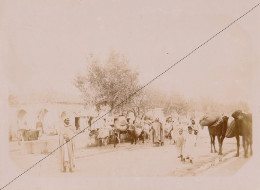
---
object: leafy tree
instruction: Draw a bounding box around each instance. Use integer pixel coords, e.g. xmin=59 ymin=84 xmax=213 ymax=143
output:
xmin=74 ymin=51 xmax=141 ymax=115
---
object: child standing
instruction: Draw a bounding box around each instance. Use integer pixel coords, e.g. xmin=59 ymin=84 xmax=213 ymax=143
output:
xmin=185 ymin=126 xmax=197 ymax=163
xmin=176 ymin=127 xmax=185 ymax=162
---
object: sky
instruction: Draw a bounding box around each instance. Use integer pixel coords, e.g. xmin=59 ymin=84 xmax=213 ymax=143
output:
xmin=1 ymin=0 xmax=259 ymax=105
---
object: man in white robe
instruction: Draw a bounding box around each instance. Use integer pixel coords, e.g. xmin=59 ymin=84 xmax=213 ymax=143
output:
xmin=59 ymin=118 xmax=76 ymax=172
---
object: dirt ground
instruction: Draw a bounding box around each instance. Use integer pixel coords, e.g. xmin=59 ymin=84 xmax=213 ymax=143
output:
xmin=3 ymin=135 xmax=251 ymax=190
xmin=8 ymin=136 xmax=240 ymax=176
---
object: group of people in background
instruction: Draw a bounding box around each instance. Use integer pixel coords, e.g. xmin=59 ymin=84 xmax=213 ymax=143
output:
xmin=58 ymin=114 xmax=201 ymax=172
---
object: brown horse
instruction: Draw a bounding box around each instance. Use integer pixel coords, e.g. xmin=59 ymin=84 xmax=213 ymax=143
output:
xmin=199 ymin=115 xmax=229 ymax=155
xmin=231 ymin=110 xmax=252 ymax=158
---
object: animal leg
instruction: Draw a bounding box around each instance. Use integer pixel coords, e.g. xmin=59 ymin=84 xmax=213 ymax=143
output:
xmin=213 ymin=136 xmax=218 ymax=153
xmin=242 ymin=136 xmax=245 ymax=157
xmin=249 ymin=136 xmax=253 ymax=156
xmin=114 ymin=133 xmax=118 ymax=148
xmin=250 ymin=142 xmax=253 ymax=156
xmin=245 ymin=140 xmax=249 ymax=158
xmin=246 ymin=140 xmax=249 ymax=158
xmin=243 ymin=136 xmax=249 ymax=158
xmin=213 ymin=135 xmax=217 ymax=153
xmin=220 ymin=136 xmax=225 ymax=155
xmin=130 ymin=132 xmax=134 ymax=144
xmin=210 ymin=135 xmax=213 ymax=153
xmin=152 ymin=130 xmax=154 ymax=144
xmin=114 ymin=136 xmax=116 ymax=148
xmin=100 ymin=139 xmax=102 ymax=147
xmin=235 ymin=135 xmax=240 ymax=157
xmin=250 ymin=131 xmax=253 ymax=156
xmin=117 ymin=133 xmax=121 ymax=144
xmin=217 ymin=136 xmax=222 ymax=155
xmin=105 ymin=137 xmax=108 ymax=146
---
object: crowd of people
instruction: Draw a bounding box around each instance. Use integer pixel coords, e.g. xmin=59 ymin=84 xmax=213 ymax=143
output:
xmin=59 ymin=114 xmax=201 ymax=172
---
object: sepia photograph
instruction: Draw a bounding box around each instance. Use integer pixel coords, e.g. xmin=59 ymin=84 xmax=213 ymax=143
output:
xmin=0 ymin=0 xmax=260 ymax=190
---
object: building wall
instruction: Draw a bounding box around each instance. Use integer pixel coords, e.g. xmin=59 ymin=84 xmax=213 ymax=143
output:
xmin=9 ymin=102 xmax=86 ymax=140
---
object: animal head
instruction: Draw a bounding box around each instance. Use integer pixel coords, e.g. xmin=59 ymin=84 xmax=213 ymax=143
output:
xmin=222 ymin=116 xmax=229 ymax=122
xmin=232 ymin=110 xmax=243 ymax=120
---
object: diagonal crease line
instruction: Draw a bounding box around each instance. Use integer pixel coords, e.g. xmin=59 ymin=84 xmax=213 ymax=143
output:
xmin=1 ymin=2 xmax=259 ymax=189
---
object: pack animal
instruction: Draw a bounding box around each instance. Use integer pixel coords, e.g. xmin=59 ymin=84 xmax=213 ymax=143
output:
xmin=231 ymin=110 xmax=252 ymax=158
xmin=199 ymin=115 xmax=229 ymax=155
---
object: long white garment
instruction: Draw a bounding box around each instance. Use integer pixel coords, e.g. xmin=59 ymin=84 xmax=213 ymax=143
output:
xmin=59 ymin=124 xmax=75 ymax=171
xmin=176 ymin=134 xmax=185 ymax=156
xmin=64 ymin=142 xmax=69 ymax=162
xmin=185 ymin=133 xmax=196 ymax=159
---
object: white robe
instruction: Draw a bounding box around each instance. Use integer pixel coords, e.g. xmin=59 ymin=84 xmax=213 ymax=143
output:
xmin=185 ymin=133 xmax=197 ymax=159
xmin=176 ymin=134 xmax=185 ymax=156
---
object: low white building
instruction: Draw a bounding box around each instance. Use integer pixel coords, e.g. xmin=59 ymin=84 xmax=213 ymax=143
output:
xmin=8 ymin=92 xmax=95 ymax=141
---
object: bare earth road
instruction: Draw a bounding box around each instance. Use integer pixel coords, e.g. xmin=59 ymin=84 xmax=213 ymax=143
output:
xmin=200 ymin=154 xmax=249 ymax=176
xmin=3 ymin=137 xmax=252 ymax=190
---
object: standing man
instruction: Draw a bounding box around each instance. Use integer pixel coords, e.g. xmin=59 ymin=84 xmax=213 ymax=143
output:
xmin=151 ymin=118 xmax=164 ymax=146
xmin=59 ymin=117 xmax=76 ymax=172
